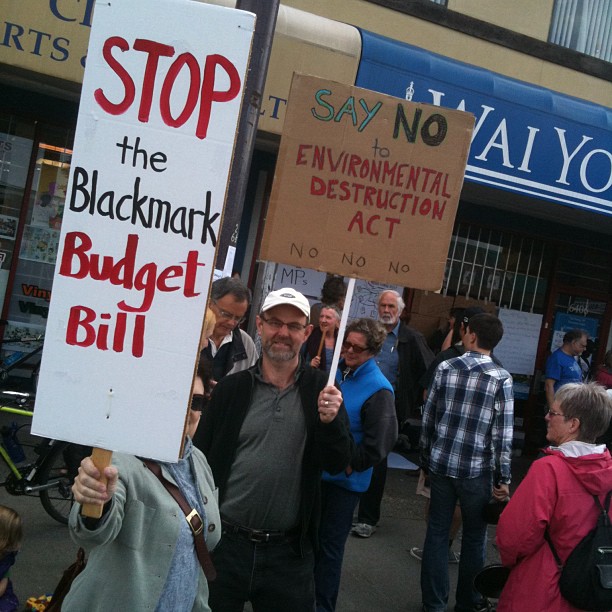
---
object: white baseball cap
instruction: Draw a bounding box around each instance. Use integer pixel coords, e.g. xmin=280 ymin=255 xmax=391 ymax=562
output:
xmin=261 ymin=288 xmax=310 ymax=318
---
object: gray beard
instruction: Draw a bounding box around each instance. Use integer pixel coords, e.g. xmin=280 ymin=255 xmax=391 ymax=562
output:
xmin=263 ymin=344 xmax=296 ymax=362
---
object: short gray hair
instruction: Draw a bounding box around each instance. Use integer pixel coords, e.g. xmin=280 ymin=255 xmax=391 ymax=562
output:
xmin=555 ymin=382 xmax=612 ymax=442
xmin=320 ymin=304 xmax=341 ymax=321
xmin=377 ymin=290 xmax=405 ymax=312
xmin=210 ymin=277 xmax=251 ymax=304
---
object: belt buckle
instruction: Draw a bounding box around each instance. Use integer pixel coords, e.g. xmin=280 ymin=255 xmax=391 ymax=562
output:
xmin=186 ymin=509 xmax=204 ymax=536
xmin=249 ymin=530 xmax=271 ymax=543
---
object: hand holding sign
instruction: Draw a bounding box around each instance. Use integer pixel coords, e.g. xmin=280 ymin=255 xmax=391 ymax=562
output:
xmin=75 ymin=450 xmax=117 ymax=512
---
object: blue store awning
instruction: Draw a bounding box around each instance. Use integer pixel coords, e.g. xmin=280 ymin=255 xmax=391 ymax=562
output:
xmin=356 ymin=29 xmax=612 ymax=217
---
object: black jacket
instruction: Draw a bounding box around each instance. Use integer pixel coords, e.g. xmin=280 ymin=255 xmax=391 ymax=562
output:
xmin=394 ymin=323 xmax=434 ymax=423
xmin=194 ymin=362 xmax=353 ymax=554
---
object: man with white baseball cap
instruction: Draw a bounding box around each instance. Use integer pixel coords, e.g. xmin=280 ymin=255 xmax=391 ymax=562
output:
xmin=196 ymin=288 xmax=352 ymax=612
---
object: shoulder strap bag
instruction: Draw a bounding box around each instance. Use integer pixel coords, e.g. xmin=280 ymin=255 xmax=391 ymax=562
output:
xmin=142 ymin=459 xmax=217 ymax=581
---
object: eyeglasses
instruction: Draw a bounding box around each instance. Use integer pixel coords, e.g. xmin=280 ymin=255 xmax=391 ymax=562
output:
xmin=212 ymin=300 xmax=245 ymax=324
xmin=190 ymin=394 xmax=206 ymax=412
xmin=342 ymin=340 xmax=369 ymax=354
xmin=546 ymin=409 xmax=567 ymax=418
xmin=260 ymin=317 xmax=307 ymax=333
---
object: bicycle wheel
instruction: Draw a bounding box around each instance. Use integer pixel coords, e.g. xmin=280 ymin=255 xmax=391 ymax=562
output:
xmin=38 ymin=442 xmax=76 ymax=524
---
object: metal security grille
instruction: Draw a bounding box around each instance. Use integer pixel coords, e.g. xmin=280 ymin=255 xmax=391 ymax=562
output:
xmin=442 ymin=223 xmax=553 ymax=313
xmin=549 ymin=0 xmax=612 ymax=62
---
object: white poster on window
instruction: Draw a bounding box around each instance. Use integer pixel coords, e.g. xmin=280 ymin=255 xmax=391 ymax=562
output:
xmin=495 ymin=309 xmax=543 ymax=376
xmin=273 ymin=265 xmax=327 ymax=302
xmin=32 ymin=0 xmax=254 ymax=461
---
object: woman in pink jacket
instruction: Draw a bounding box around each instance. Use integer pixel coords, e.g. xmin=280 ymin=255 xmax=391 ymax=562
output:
xmin=497 ymin=382 xmax=612 ymax=611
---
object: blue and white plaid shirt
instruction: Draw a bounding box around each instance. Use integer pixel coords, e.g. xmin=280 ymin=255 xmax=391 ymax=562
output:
xmin=419 ymin=351 xmax=514 ymax=483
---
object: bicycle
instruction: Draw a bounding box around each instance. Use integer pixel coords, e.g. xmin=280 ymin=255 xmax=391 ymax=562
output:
xmin=0 ymin=391 xmax=88 ymax=524
xmin=0 ymin=319 xmax=44 ymax=389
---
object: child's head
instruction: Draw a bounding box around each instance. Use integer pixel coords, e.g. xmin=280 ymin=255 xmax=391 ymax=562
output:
xmin=0 ymin=506 xmax=22 ymax=553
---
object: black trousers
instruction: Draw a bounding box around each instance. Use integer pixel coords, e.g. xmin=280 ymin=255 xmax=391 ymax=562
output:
xmin=356 ymin=457 xmax=387 ymax=525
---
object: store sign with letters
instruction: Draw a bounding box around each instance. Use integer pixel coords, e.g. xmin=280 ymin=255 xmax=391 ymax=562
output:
xmin=32 ymin=0 xmax=254 ymax=461
xmin=357 ymin=31 xmax=612 ymax=217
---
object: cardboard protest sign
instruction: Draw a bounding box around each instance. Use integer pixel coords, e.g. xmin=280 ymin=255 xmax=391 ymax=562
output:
xmin=260 ymin=74 xmax=475 ymax=289
xmin=32 ymin=0 xmax=254 ymax=461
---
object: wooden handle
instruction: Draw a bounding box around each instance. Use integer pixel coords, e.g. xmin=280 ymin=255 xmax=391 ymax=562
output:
xmin=316 ymin=331 xmax=326 ymax=358
xmin=81 ymin=447 xmax=113 ymax=519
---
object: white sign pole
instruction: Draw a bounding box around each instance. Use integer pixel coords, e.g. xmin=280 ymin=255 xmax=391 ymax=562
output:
xmin=326 ymin=277 xmax=356 ymax=387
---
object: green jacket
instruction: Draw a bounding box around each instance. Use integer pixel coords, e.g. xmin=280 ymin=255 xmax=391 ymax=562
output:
xmin=64 ymin=449 xmax=220 ymax=611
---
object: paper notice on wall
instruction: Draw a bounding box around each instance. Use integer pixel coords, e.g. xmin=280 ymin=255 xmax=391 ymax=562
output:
xmin=495 ymin=309 xmax=543 ymax=375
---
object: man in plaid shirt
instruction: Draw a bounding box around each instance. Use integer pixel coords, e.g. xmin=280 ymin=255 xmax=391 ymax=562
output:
xmin=419 ymin=313 xmax=514 ymax=612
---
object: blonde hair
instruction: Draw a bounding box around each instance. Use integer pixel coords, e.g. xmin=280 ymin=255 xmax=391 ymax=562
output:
xmin=199 ymin=307 xmax=217 ymax=351
xmin=0 ymin=505 xmax=22 ymax=552
xmin=203 ymin=307 xmax=216 ymax=339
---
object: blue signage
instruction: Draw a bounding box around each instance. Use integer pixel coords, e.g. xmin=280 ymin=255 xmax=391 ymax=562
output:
xmin=356 ymin=29 xmax=612 ymax=217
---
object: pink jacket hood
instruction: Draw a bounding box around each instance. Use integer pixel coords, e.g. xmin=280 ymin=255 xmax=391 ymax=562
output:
xmin=543 ymin=446 xmax=612 ymax=496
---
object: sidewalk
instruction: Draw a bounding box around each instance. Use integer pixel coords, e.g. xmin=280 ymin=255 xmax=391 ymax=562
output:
xmin=337 ymin=451 xmax=534 ymax=611
xmin=3 ymin=426 xmax=534 ymax=611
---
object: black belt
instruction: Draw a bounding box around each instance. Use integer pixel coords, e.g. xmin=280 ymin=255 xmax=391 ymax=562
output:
xmin=221 ymin=519 xmax=299 ymax=543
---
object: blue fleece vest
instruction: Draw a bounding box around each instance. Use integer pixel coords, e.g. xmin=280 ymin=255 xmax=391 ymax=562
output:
xmin=322 ymin=358 xmax=393 ymax=492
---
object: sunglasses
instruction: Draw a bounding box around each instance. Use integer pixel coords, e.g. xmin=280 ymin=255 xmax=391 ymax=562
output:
xmin=342 ymin=340 xmax=368 ymax=354
xmin=190 ymin=394 xmax=207 ymax=412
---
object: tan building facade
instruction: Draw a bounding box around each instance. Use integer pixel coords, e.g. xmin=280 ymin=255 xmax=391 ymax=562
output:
xmin=1 ymin=0 xmax=610 ymax=449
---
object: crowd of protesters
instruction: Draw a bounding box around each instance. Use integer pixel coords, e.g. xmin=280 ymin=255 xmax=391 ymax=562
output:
xmin=3 ymin=276 xmax=611 ymax=612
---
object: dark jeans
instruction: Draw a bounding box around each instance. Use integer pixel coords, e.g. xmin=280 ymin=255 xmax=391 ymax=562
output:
xmin=356 ymin=457 xmax=387 ymax=525
xmin=421 ymin=471 xmax=492 ymax=612
xmin=209 ymin=530 xmax=315 ymax=612
xmin=315 ymin=482 xmax=361 ymax=612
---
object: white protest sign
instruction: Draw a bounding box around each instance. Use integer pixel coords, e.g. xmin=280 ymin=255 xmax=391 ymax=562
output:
xmin=32 ymin=0 xmax=255 ymax=462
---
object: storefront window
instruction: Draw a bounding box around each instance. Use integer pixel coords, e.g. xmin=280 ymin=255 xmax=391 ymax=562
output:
xmin=555 ymin=243 xmax=610 ymax=294
xmin=443 ymin=222 xmax=553 ymax=313
xmin=0 ymin=123 xmax=73 ymax=380
xmin=0 ymin=115 xmax=35 ymax=310
xmin=549 ymin=0 xmax=611 ymax=62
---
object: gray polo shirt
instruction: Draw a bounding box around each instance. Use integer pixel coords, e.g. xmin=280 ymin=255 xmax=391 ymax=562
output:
xmin=220 ymin=366 xmax=306 ymax=531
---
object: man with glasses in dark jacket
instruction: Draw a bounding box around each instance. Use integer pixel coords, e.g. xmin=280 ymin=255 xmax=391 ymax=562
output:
xmin=203 ymin=276 xmax=258 ymax=382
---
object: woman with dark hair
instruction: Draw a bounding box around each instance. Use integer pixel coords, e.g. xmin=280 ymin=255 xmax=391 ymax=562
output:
xmin=314 ymin=318 xmax=397 ymax=611
xmin=496 ymin=382 xmax=612 ymax=611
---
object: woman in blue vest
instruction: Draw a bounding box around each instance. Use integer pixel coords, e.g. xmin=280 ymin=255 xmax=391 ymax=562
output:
xmin=314 ymin=318 xmax=398 ymax=612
